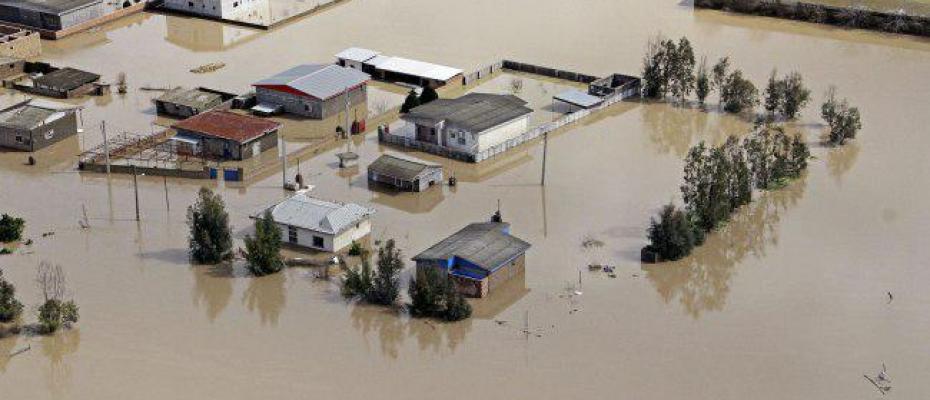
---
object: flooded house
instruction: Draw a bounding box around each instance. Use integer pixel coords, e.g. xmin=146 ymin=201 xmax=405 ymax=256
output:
xmin=170 ymin=109 xmax=280 ymax=160
xmin=161 ymin=0 xmax=256 ymax=23
xmin=335 ymin=47 xmax=462 ymax=88
xmin=25 ymin=66 xmax=100 ymax=98
xmin=391 ymin=93 xmax=532 ymax=162
xmin=0 ymin=56 xmax=24 ymax=80
xmin=154 ymin=87 xmax=236 ymax=118
xmin=0 ymin=98 xmax=78 ymax=151
xmin=367 ymin=153 xmax=443 ymax=192
xmin=255 ymin=191 xmax=374 ymax=253
xmin=0 ymin=0 xmax=145 ymax=39
xmin=413 ymin=219 xmax=531 ymax=298
xmin=252 ymin=64 xmax=369 ymax=119
xmin=0 ymin=24 xmax=40 ymax=59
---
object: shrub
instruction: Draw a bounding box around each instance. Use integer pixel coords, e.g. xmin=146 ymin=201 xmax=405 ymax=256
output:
xmin=342 ymin=258 xmax=373 ymax=298
xmin=244 ymin=211 xmax=283 ymax=276
xmin=721 ymin=69 xmax=758 ymax=113
xmin=646 ymin=204 xmax=697 ymax=261
xmin=400 ymin=90 xmax=420 ymax=113
xmin=407 ymin=266 xmax=472 ymax=321
xmin=347 ymin=241 xmax=364 ymax=257
xmin=186 ymin=187 xmax=233 ymax=264
xmin=441 ymin=280 xmax=472 ymax=322
xmin=419 ymin=86 xmax=439 ymax=104
xmin=369 ymin=239 xmax=402 ymax=306
xmin=822 ymin=88 xmax=862 ymax=145
xmin=0 ymin=213 xmax=25 ymax=242
xmin=0 ymin=269 xmax=23 ymax=323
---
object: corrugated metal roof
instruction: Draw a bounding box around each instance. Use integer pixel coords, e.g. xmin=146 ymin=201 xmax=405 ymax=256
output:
xmin=554 ymin=90 xmax=603 ymax=109
xmin=33 ymin=67 xmax=99 ymax=91
xmin=0 ymin=0 xmax=101 ymax=15
xmin=370 ymin=56 xmax=462 ymax=82
xmin=403 ymin=93 xmax=532 ymax=134
xmin=254 ymin=64 xmax=370 ymax=100
xmin=259 ymin=192 xmax=374 ymax=235
xmin=335 ymin=47 xmax=380 ymax=63
xmin=172 ymin=110 xmax=280 ymax=144
xmin=413 ymin=222 xmax=531 ymax=272
xmin=368 ymin=153 xmax=441 ymax=181
xmin=0 ymin=99 xmax=74 ymax=129
xmin=156 ymin=87 xmax=224 ymax=110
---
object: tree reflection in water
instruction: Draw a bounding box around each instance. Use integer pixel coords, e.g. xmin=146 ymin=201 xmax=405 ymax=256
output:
xmin=41 ymin=328 xmax=81 ymax=399
xmin=642 ymin=102 xmax=745 ymax=158
xmin=242 ymin=272 xmax=286 ymax=327
xmin=0 ymin=335 xmax=18 ymax=372
xmin=826 ymin=140 xmax=860 ymax=185
xmin=349 ymin=303 xmax=472 ymax=359
xmin=645 ymin=174 xmax=807 ymax=318
xmin=191 ymin=265 xmax=233 ymax=322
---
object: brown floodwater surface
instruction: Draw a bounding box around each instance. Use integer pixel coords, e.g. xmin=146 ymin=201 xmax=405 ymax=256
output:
xmin=2 ymin=1 xmax=930 ymax=399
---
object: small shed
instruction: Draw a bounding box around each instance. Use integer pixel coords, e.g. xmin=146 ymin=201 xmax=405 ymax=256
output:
xmin=154 ymin=87 xmax=236 ymax=118
xmin=171 ymin=110 xmax=281 ymax=161
xmin=367 ymin=153 xmax=443 ymax=192
xmin=30 ymin=67 xmax=99 ymax=98
xmin=553 ymin=90 xmax=603 ymax=111
xmin=0 ymin=98 xmax=78 ymax=151
xmin=335 ymin=47 xmax=380 ymax=71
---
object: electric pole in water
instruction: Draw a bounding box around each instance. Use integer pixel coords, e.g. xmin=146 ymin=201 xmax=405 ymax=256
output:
xmin=540 ymin=131 xmax=548 ymax=186
xmin=163 ymin=175 xmax=169 ymax=211
xmin=131 ymin=165 xmax=140 ymax=221
xmin=102 ymin=120 xmax=111 ymax=174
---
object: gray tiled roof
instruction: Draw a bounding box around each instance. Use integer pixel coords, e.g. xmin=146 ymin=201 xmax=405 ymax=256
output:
xmin=259 ymin=193 xmax=374 ymax=235
xmin=413 ymin=222 xmax=531 ymax=272
xmin=0 ymin=99 xmax=74 ymax=130
xmin=33 ymin=67 xmax=100 ymax=91
xmin=404 ymin=93 xmax=532 ymax=134
xmin=254 ymin=64 xmax=370 ymax=100
xmin=156 ymin=87 xmax=223 ymax=110
xmin=0 ymin=0 xmax=101 ymax=15
xmin=368 ymin=153 xmax=441 ymax=181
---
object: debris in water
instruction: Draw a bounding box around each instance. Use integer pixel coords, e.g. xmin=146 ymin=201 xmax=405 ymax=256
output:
xmin=41 ymin=232 xmax=55 ymax=237
xmin=887 ymin=292 xmax=893 ymax=304
xmin=494 ymin=320 xmax=508 ymax=326
xmin=8 ymin=344 xmax=30 ymax=357
xmin=190 ymin=62 xmax=226 ymax=74
xmin=581 ymin=236 xmax=605 ymax=249
xmin=607 ymin=273 xmax=617 ymax=279
xmin=864 ymin=363 xmax=892 ymax=395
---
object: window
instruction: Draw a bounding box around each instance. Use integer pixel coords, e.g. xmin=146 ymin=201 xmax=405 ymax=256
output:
xmin=233 ymin=1 xmax=238 ymax=6
xmin=312 ymin=236 xmax=324 ymax=248
xmin=458 ymin=137 xmax=466 ymax=145
xmin=430 ymin=128 xmax=435 ymax=136
xmin=288 ymin=226 xmax=297 ymax=243
xmin=450 ymin=132 xmax=456 ymax=138
xmin=14 ymin=135 xmax=23 ymax=143
xmin=188 ymin=1 xmax=193 ymax=6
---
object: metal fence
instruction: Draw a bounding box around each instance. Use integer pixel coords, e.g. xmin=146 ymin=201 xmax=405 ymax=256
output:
xmin=462 ymin=61 xmax=504 ymax=86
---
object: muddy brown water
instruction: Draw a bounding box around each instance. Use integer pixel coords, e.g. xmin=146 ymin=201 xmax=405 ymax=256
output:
xmin=2 ymin=1 xmax=930 ymax=398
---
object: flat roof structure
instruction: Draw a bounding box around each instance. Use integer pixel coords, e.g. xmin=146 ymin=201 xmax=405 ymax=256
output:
xmin=371 ymin=56 xmax=462 ymax=82
xmin=33 ymin=67 xmax=99 ymax=91
xmin=405 ymin=93 xmax=532 ymax=133
xmin=172 ymin=110 xmax=281 ymax=144
xmin=413 ymin=222 xmax=531 ymax=272
xmin=368 ymin=153 xmax=441 ymax=181
xmin=0 ymin=99 xmax=73 ymax=129
xmin=254 ymin=64 xmax=370 ymax=101
xmin=0 ymin=0 xmax=101 ymax=15
xmin=335 ymin=47 xmax=380 ymax=63
xmin=554 ymin=90 xmax=604 ymax=109
xmin=156 ymin=87 xmax=225 ymax=110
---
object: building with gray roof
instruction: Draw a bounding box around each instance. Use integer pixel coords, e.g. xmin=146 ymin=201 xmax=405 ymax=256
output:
xmin=0 ymin=98 xmax=78 ymax=151
xmin=413 ymin=220 xmax=531 ymax=298
xmin=252 ymin=64 xmax=370 ymax=119
xmin=154 ymin=87 xmax=236 ymax=118
xmin=395 ymin=93 xmax=533 ymax=161
xmin=0 ymin=0 xmax=145 ymax=39
xmin=255 ymin=191 xmax=375 ymax=253
xmin=367 ymin=153 xmax=443 ymax=192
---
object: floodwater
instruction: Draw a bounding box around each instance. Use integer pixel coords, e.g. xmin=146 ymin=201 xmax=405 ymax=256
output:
xmin=1 ymin=0 xmax=930 ymax=399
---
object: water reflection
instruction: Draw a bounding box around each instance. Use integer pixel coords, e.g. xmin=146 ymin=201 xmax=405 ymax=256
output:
xmin=0 ymin=335 xmax=18 ymax=372
xmin=368 ymin=183 xmax=445 ymax=214
xmin=191 ymin=265 xmax=233 ymax=322
xmin=164 ymin=15 xmax=261 ymax=52
xmin=826 ymin=141 xmax=860 ymax=185
xmin=349 ymin=304 xmax=472 ymax=359
xmin=242 ymin=272 xmax=286 ymax=326
xmin=642 ymin=102 xmax=744 ymax=158
xmin=645 ymin=175 xmax=807 ymax=318
xmin=40 ymin=329 xmax=81 ymax=399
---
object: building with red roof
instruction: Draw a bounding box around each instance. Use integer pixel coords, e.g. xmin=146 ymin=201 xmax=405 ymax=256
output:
xmin=171 ymin=109 xmax=281 ymax=161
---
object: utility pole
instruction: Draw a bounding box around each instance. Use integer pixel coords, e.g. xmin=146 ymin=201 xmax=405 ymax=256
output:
xmin=131 ymin=164 xmax=140 ymax=221
xmin=163 ymin=175 xmax=170 ymax=211
xmin=540 ymin=131 xmax=548 ymax=186
xmin=102 ymin=120 xmax=111 ymax=174
xmin=280 ymin=138 xmax=288 ymax=188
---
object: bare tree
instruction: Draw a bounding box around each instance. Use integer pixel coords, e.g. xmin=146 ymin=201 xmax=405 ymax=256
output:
xmin=509 ymin=77 xmax=524 ymax=95
xmin=36 ymin=261 xmax=67 ymax=302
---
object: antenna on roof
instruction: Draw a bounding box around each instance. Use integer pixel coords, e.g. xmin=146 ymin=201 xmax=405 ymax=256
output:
xmin=492 ymin=199 xmax=503 ymax=223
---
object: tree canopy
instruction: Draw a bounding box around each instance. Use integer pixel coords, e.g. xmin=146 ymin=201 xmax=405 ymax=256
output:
xmin=244 ymin=211 xmax=284 ymax=276
xmin=186 ymin=187 xmax=233 ymax=264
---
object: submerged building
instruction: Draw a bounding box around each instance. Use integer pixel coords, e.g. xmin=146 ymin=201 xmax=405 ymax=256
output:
xmin=387 ymin=93 xmax=532 ymax=162
xmin=413 ymin=219 xmax=530 ymax=298
xmin=252 ymin=64 xmax=369 ymax=119
xmin=255 ymin=191 xmax=375 ymax=253
xmin=335 ymin=47 xmax=463 ymax=88
xmin=154 ymin=87 xmax=236 ymax=118
xmin=0 ymin=98 xmax=78 ymax=151
xmin=0 ymin=24 xmax=40 ymax=58
xmin=367 ymin=153 xmax=443 ymax=192
xmin=171 ymin=109 xmax=280 ymax=161
xmin=0 ymin=0 xmax=146 ymax=39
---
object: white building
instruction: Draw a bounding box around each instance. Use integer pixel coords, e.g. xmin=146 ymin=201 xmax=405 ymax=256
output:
xmin=397 ymin=93 xmax=532 ymax=160
xmin=162 ymin=0 xmax=261 ymax=21
xmin=256 ymin=192 xmax=374 ymax=253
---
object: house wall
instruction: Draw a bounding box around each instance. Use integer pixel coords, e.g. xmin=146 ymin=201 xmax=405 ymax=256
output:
xmin=0 ymin=110 xmax=77 ymax=151
xmin=59 ymin=3 xmax=105 ymax=29
xmin=338 ymin=59 xmax=365 ymax=71
xmin=332 ymin=219 xmax=371 ymax=252
xmin=0 ymin=58 xmax=24 ymax=79
xmin=486 ymin=253 xmax=525 ymax=295
xmin=176 ymin=128 xmax=276 ymax=160
xmin=256 ymin=85 xmax=365 ymax=119
xmin=0 ymin=29 xmax=41 ymax=59
xmin=164 ymin=0 xmax=225 ymax=18
xmin=239 ymin=130 xmax=277 ymax=160
xmin=475 ymin=115 xmax=529 ymax=153
xmin=368 ymin=166 xmax=441 ymax=192
xmin=278 ymin=219 xmax=370 ymax=253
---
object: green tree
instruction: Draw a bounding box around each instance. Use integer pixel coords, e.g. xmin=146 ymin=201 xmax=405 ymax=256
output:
xmin=721 ymin=69 xmax=758 ymax=113
xmin=641 ymin=35 xmax=668 ymax=99
xmin=368 ymin=239 xmax=403 ymax=305
xmin=763 ymin=69 xmax=783 ymax=116
xmin=821 ymin=86 xmax=839 ymax=126
xmin=646 ymin=203 xmax=697 ymax=261
xmin=400 ymin=90 xmax=420 ymax=113
xmin=822 ymin=89 xmax=862 ymax=145
xmin=419 ymin=86 xmax=439 ymax=104
xmin=0 ymin=213 xmax=25 ymax=242
xmin=34 ymin=262 xmax=78 ymax=334
xmin=711 ymin=57 xmax=730 ymax=102
xmin=441 ymin=279 xmax=471 ymax=321
xmin=407 ymin=266 xmax=445 ymax=317
xmin=668 ymin=37 xmax=696 ymax=102
xmin=0 ymin=269 xmax=23 ymax=323
xmin=788 ymin=134 xmax=810 ymax=178
xmin=781 ymin=71 xmax=810 ymax=119
xmin=186 ymin=187 xmax=233 ymax=264
xmin=695 ymin=57 xmax=711 ymax=106
xmin=342 ymin=258 xmax=373 ymax=298
xmin=244 ymin=211 xmax=283 ymax=276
